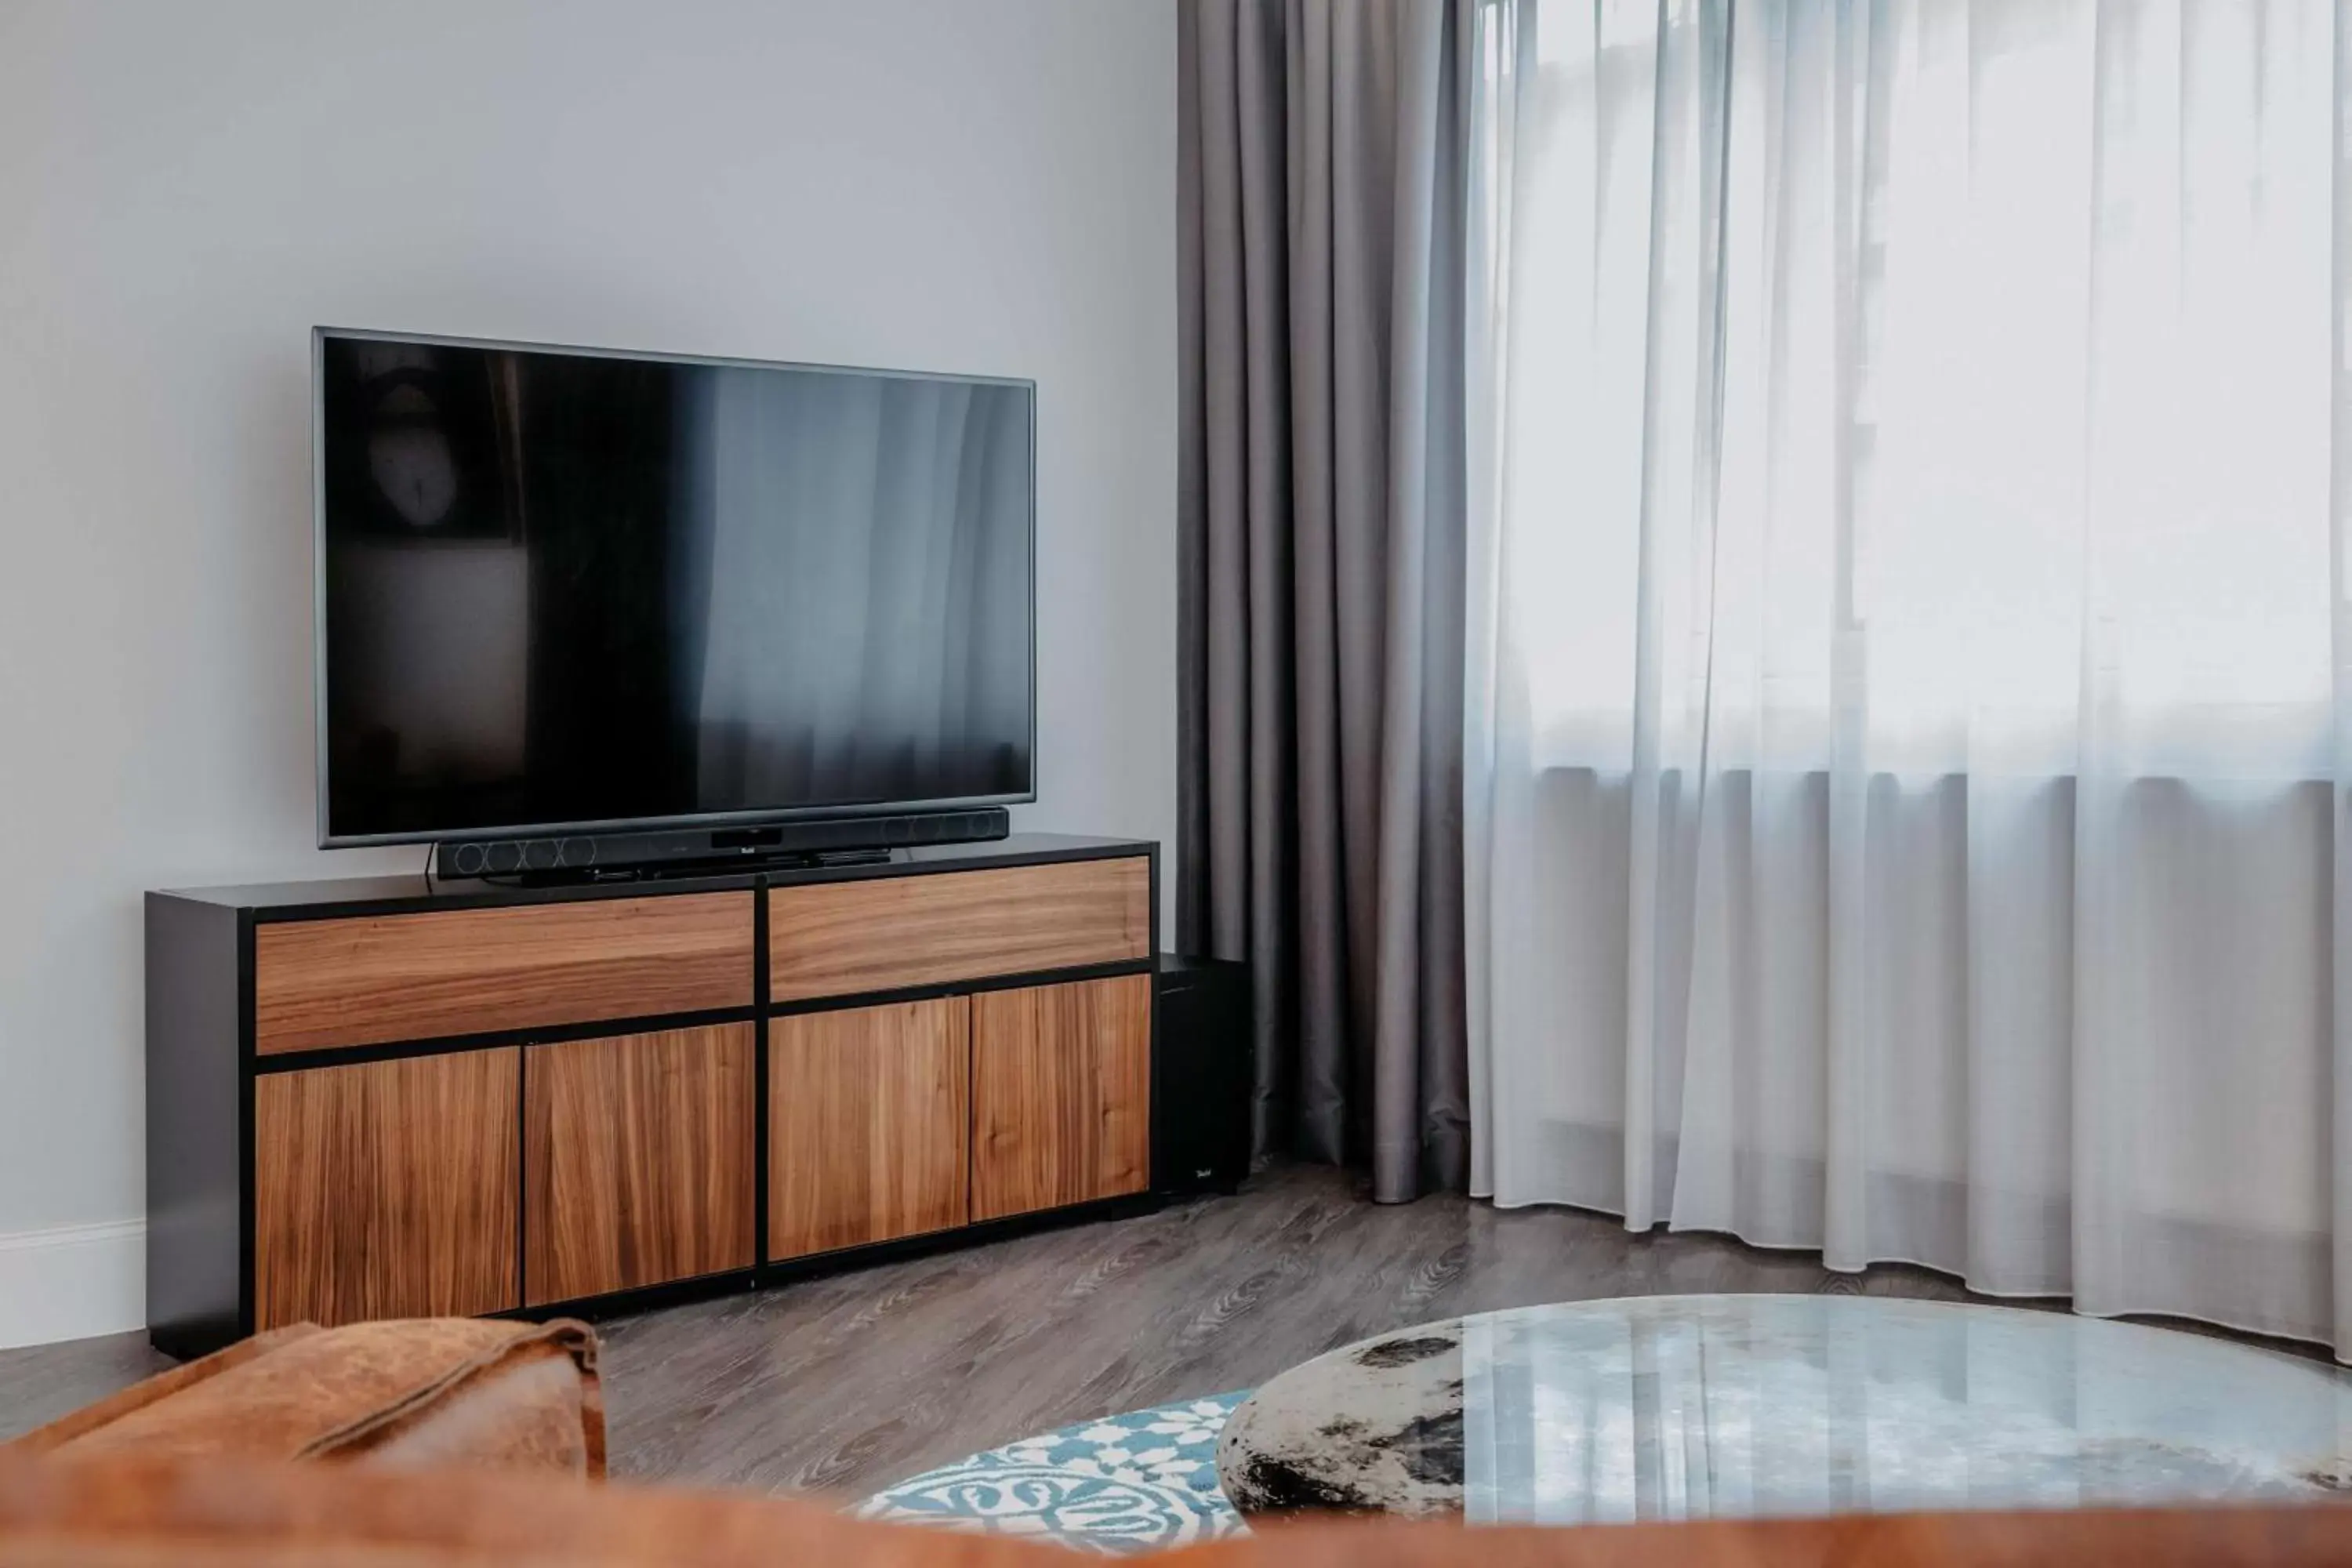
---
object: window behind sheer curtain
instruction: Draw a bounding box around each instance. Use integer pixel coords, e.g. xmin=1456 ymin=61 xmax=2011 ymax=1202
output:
xmin=1466 ymin=0 xmax=2352 ymax=1350
xmin=1494 ymin=0 xmax=2336 ymax=782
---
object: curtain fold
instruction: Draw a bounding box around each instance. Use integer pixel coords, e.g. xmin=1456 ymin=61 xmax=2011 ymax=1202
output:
xmin=1179 ymin=0 xmax=1472 ymax=1200
xmin=1469 ymin=0 xmax=2352 ymax=1352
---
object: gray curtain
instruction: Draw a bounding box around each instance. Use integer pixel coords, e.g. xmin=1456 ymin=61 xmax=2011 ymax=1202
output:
xmin=1177 ymin=0 xmax=1470 ymax=1203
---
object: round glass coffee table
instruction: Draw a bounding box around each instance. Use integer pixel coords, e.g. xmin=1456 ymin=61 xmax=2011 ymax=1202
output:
xmin=1214 ymin=1294 xmax=2352 ymax=1521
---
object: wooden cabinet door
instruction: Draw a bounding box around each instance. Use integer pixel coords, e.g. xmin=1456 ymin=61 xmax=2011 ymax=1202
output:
xmin=768 ymin=999 xmax=969 ymax=1259
xmin=254 ymin=1049 xmax=519 ymax=1329
xmin=523 ymin=1024 xmax=756 ymax=1306
xmin=971 ymin=975 xmax=1151 ymax=1221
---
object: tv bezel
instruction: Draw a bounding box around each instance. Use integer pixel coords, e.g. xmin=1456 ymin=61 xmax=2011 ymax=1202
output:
xmin=312 ymin=325 xmax=1039 ymax=850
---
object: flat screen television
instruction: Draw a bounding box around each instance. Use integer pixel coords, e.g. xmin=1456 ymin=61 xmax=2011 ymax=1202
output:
xmin=314 ymin=328 xmax=1036 ymax=848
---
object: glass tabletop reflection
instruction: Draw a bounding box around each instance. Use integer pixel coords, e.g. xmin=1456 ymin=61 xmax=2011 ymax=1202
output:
xmin=1215 ymin=1294 xmax=2352 ymax=1522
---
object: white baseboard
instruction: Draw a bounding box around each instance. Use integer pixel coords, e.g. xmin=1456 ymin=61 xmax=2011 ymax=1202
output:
xmin=0 ymin=1219 xmax=144 ymax=1350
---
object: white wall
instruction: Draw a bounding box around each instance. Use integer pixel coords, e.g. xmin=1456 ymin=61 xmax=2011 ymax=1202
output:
xmin=0 ymin=0 xmax=1177 ymax=1347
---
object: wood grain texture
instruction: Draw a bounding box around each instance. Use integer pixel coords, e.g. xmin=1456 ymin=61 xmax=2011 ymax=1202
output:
xmin=0 ymin=1333 xmax=173 ymax=1444
xmin=253 ymin=893 xmax=755 ymax=1055
xmin=524 ymin=1024 xmax=757 ymax=1306
xmin=768 ymin=859 xmax=1149 ymax=1004
xmin=253 ymin=1051 xmax=519 ymax=1330
xmin=768 ymin=1000 xmax=971 ymax=1261
xmin=971 ymin=975 xmax=1151 ymax=1221
xmin=591 ymin=1163 xmax=2111 ymax=1498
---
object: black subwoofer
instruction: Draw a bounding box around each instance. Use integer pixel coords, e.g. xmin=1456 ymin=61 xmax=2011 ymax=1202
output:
xmin=1152 ymin=953 xmax=1253 ymax=1197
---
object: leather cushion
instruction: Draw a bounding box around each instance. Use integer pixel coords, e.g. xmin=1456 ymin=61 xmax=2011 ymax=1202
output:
xmin=5 ymin=1319 xmax=603 ymax=1478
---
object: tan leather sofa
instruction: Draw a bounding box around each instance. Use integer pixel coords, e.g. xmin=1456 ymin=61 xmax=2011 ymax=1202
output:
xmin=3 ymin=1450 xmax=2351 ymax=1568
xmin=4 ymin=1319 xmax=603 ymax=1476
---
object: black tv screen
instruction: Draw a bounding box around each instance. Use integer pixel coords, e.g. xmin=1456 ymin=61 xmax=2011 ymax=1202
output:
xmin=314 ymin=330 xmax=1035 ymax=846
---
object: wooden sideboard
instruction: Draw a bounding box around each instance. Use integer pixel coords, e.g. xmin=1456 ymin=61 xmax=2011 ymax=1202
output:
xmin=146 ymin=833 xmax=1159 ymax=1358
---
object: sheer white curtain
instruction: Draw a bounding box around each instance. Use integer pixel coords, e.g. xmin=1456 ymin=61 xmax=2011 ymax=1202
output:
xmin=1466 ymin=0 xmax=2352 ymax=1350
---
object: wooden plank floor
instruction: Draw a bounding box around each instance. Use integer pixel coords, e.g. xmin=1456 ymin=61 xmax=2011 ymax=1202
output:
xmin=0 ymin=1162 xmax=2295 ymax=1502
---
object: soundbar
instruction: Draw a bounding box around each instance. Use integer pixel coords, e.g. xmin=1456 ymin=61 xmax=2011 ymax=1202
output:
xmin=433 ymin=807 xmax=1011 ymax=883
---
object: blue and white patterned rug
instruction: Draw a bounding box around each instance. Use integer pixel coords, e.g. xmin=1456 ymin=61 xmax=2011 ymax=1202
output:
xmin=858 ymin=1392 xmax=1252 ymax=1554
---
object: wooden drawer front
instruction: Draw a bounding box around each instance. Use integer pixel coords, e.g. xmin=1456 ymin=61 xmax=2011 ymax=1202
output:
xmin=768 ymin=858 xmax=1149 ymax=1003
xmin=769 ymin=999 xmax=971 ymax=1261
xmin=254 ymin=892 xmax=755 ymax=1054
xmin=254 ymin=1050 xmax=519 ymax=1329
xmin=524 ymin=1023 xmax=756 ymax=1305
xmin=971 ymin=975 xmax=1152 ymax=1221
